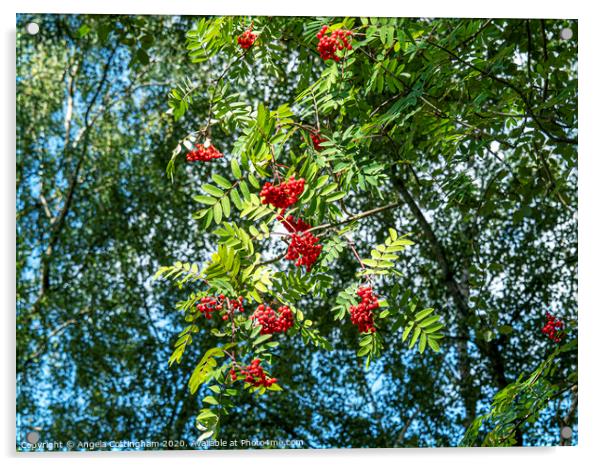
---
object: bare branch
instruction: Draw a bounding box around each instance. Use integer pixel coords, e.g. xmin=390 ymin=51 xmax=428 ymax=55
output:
xmin=306 ymin=201 xmax=403 ymax=235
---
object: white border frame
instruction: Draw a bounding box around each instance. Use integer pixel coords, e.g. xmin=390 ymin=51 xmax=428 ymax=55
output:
xmin=4 ymin=1 xmax=599 ymax=465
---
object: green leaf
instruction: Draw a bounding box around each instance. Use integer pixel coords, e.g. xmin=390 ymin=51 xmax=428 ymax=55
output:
xmin=427 ymin=338 xmax=441 ymax=352
xmin=203 ymin=184 xmax=225 ymax=197
xmin=248 ymin=173 xmax=260 ymax=189
xmin=361 ymin=259 xmax=380 ymax=268
xmin=196 ymin=408 xmax=218 ymax=421
xmin=250 ymin=324 xmax=262 ymax=339
xmin=193 ymin=195 xmax=217 ymax=205
xmin=212 ymin=174 xmax=232 ymax=189
xmin=418 ymin=315 xmax=441 ymax=328
xmin=230 ymin=189 xmax=243 ymax=209
xmin=423 ymin=323 xmax=444 ymax=334
xmin=213 ymin=202 xmax=223 ymax=224
xmin=325 ymin=191 xmax=346 ymax=203
xmin=320 ymin=183 xmax=338 ymax=196
xmin=419 ymin=332 xmax=427 ymax=353
xmin=136 ymin=48 xmax=150 ymax=66
xmin=402 ymin=323 xmax=413 ymax=342
xmin=202 ymin=396 xmax=219 ymax=405
xmin=253 ymin=334 xmax=272 ymax=346
xmin=239 ymin=180 xmax=251 ymax=200
xmin=409 ymin=328 xmax=421 ymax=348
xmin=415 ymin=308 xmax=435 ymax=321
xmin=77 ymin=24 xmax=91 ymax=38
xmin=221 ymin=196 xmax=231 ymax=218
xmin=359 ymin=336 xmax=373 ymax=346
xmin=231 ymin=158 xmax=242 ymax=179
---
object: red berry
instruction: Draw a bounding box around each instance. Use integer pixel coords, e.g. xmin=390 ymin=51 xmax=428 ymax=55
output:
xmin=186 ymin=142 xmax=223 ymax=163
xmin=277 ymin=214 xmax=311 ymax=233
xmin=238 ymin=359 xmax=276 ymax=388
xmin=316 ymin=26 xmax=353 ymax=62
xmin=231 ymin=297 xmax=245 ymax=313
xmin=197 ymin=296 xmax=219 ymax=319
xmin=252 ymin=304 xmax=294 ymax=334
xmin=260 ymin=176 xmax=305 ymax=210
xmin=237 ymin=26 xmax=257 ymax=49
xmin=285 ymin=231 xmax=322 ymax=271
xmin=310 ymin=131 xmax=327 ymax=151
xmin=196 ymin=294 xmax=243 ymax=318
xmin=542 ymin=312 xmax=565 ymax=343
xmin=350 ymin=286 xmax=378 ymax=333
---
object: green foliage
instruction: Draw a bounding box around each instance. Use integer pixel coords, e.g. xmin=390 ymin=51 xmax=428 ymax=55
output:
xmin=357 ymin=332 xmax=384 ymax=368
xmin=239 ymin=192 xmax=277 ymax=222
xmin=192 ymin=178 xmax=241 ymax=229
xmin=332 ymin=282 xmax=361 ymax=321
xmin=154 ymin=261 xmax=203 ymax=287
xmin=186 ymin=17 xmax=238 ymax=64
xmin=189 ymin=346 xmax=229 ymax=394
xmin=462 ymin=341 xmax=578 ymax=446
xmin=169 ymin=324 xmax=199 ymax=366
xmin=319 ymin=234 xmax=347 ymax=266
xmin=389 ymin=287 xmax=445 ymax=353
xmin=168 ymin=77 xmax=198 ymax=121
xmin=272 ymin=269 xmax=333 ymax=301
xmin=402 ymin=307 xmax=444 ymax=353
xmin=359 ymin=228 xmax=414 ymax=276
xmin=212 ymin=222 xmax=262 ymax=256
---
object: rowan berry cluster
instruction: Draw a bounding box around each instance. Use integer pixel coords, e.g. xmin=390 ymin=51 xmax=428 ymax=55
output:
xmin=197 ymin=294 xmax=244 ymax=319
xmin=316 ymin=26 xmax=353 ymax=62
xmin=260 ymin=176 xmax=305 ymax=210
xmin=231 ymin=296 xmax=245 ymax=313
xmin=221 ymin=295 xmax=246 ymax=320
xmin=350 ymin=286 xmax=379 ymax=333
xmin=197 ymin=295 xmax=224 ymax=319
xmin=542 ymin=312 xmax=564 ymax=343
xmin=236 ymin=359 xmax=277 ymax=387
xmin=260 ymin=176 xmax=322 ymax=270
xmin=310 ymin=131 xmax=326 ymax=151
xmin=186 ymin=143 xmax=224 ymax=162
xmin=252 ymin=304 xmax=294 ymax=334
xmin=237 ymin=26 xmax=257 ymax=49
xmin=278 ymin=214 xmax=311 ymax=233
xmin=285 ymin=231 xmax=322 ymax=271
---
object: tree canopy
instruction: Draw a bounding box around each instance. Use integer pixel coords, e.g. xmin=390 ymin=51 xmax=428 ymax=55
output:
xmin=16 ymin=14 xmax=577 ymax=450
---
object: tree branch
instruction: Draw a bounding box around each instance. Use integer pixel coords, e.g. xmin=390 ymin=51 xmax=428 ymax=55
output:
xmin=306 ymin=201 xmax=403 ymax=235
xmin=35 ymin=46 xmax=117 ymax=312
xmin=390 ymin=169 xmax=469 ymax=314
xmin=425 ymin=38 xmax=577 ymax=145
xmin=20 ymin=307 xmax=92 ymax=370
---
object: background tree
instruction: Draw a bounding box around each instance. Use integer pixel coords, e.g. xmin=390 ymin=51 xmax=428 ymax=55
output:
xmin=16 ymin=14 xmax=577 ymax=449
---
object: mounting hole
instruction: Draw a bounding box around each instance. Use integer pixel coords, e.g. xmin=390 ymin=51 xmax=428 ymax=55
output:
xmin=560 ymin=28 xmax=573 ymax=40
xmin=560 ymin=426 xmax=573 ymax=439
xmin=25 ymin=431 xmax=40 ymax=444
xmin=25 ymin=22 xmax=40 ymax=35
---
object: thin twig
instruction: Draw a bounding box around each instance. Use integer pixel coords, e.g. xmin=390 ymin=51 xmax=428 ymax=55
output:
xmin=306 ymin=201 xmax=403 ymax=234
